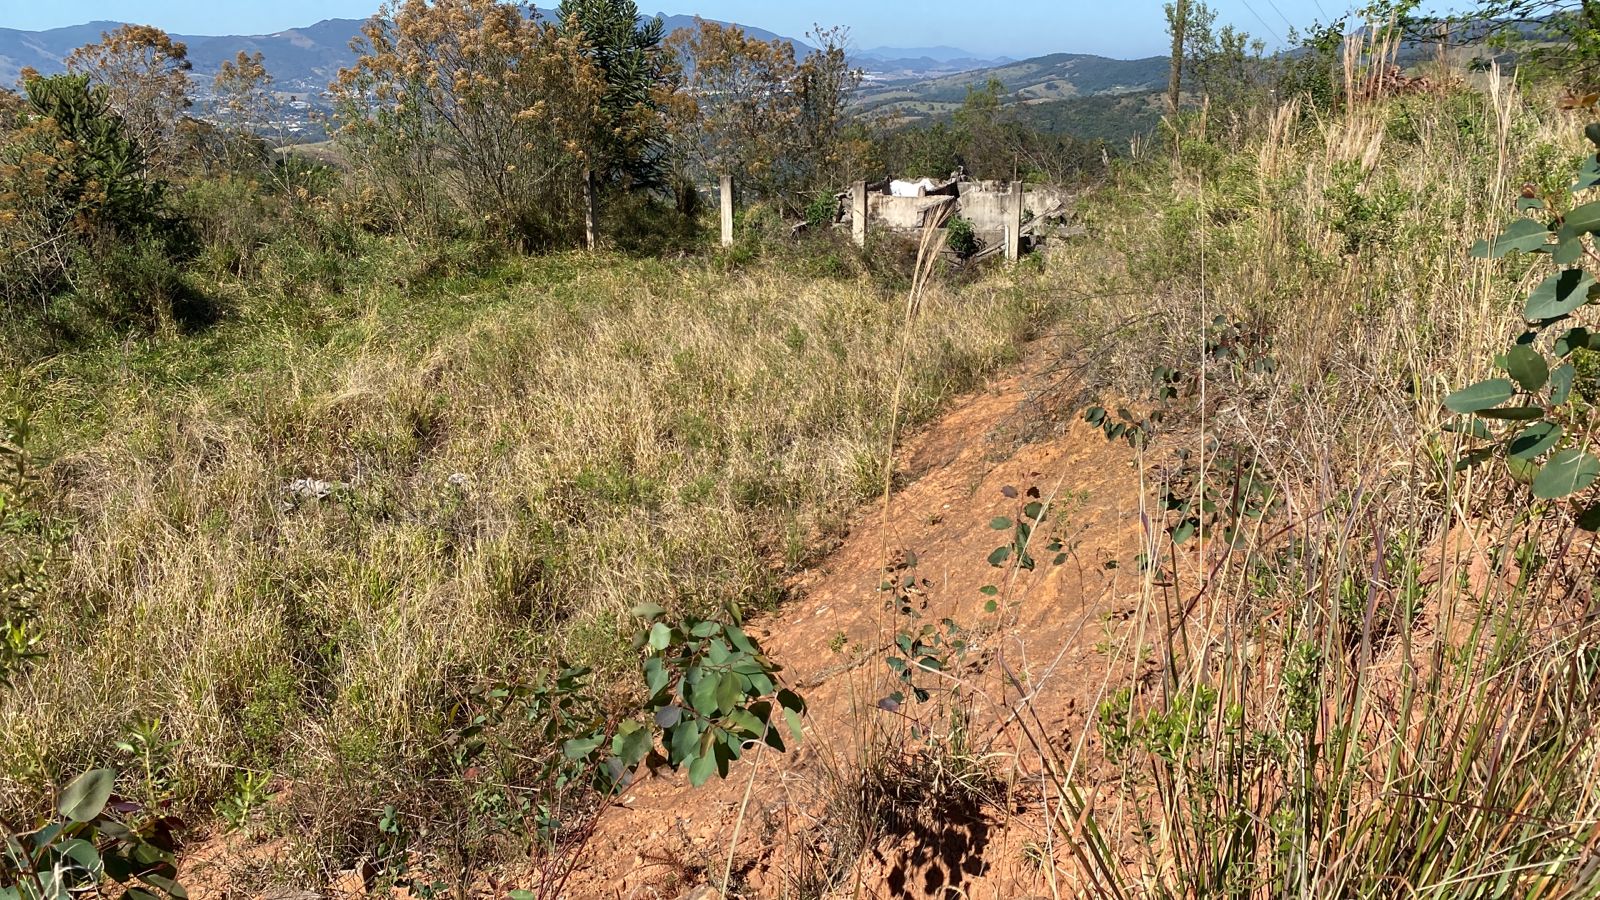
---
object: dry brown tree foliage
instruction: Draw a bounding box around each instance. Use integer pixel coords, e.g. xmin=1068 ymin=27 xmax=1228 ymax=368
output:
xmin=331 ymin=0 xmax=606 ymax=248
xmin=64 ymin=25 xmax=193 ymax=165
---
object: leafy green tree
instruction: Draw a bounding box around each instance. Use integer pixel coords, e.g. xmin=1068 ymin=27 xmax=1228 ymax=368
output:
xmin=1375 ymin=0 xmax=1600 ymax=85
xmin=791 ymin=26 xmax=870 ymax=200
xmin=555 ymin=0 xmax=681 ymax=190
xmin=1 ymin=74 xmax=188 ymax=316
xmin=24 ymin=74 xmax=169 ymax=237
xmin=1186 ymin=4 xmax=1268 ymax=123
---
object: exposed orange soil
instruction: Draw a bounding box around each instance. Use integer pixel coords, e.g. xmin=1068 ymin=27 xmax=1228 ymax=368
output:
xmin=177 ymin=348 xmax=1158 ymax=900
xmin=560 ymin=351 xmax=1154 ymax=899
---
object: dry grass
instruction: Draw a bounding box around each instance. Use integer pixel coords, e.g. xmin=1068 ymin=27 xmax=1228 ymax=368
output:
xmin=0 ymin=245 xmax=1049 ymax=869
xmin=1010 ymin=58 xmax=1600 ymax=897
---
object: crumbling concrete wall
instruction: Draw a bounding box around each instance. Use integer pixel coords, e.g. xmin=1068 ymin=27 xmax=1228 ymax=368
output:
xmin=956 ymin=182 xmax=1070 ymax=232
xmin=845 ymin=182 xmax=1067 ymax=232
xmin=867 ymin=194 xmax=957 ymax=230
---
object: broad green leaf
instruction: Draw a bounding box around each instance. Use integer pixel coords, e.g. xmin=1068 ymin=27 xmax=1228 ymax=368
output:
xmin=690 ymin=673 xmax=720 ymax=716
xmin=647 ymin=622 xmax=672 ymax=651
xmin=1524 ymin=269 xmax=1597 ymax=321
xmin=510 ymin=892 xmax=537 ymax=900
xmin=1533 ymin=449 xmax=1600 ymax=499
xmin=986 ymin=545 xmax=1010 ymax=566
xmin=1171 ymin=520 xmax=1197 ymax=545
xmin=714 ymin=672 xmax=743 ymax=713
xmin=989 ymin=517 xmax=1012 ymax=530
xmin=687 ymin=750 xmax=717 ymax=787
xmin=726 ymin=708 xmax=765 ymax=737
xmin=562 ymin=735 xmax=604 ymax=761
xmin=668 ymin=718 xmax=701 ymax=763
xmin=724 ymin=624 xmax=756 ymax=654
xmin=612 ymin=722 xmax=652 ymax=767
xmin=783 ymin=707 xmax=804 ymax=743
xmin=55 ymin=838 xmax=102 ymax=877
xmin=630 ymin=602 xmax=666 ymax=621
xmin=1509 ymin=422 xmax=1563 ymax=459
xmin=1573 ymin=154 xmax=1600 ymax=192
xmin=708 ymin=639 xmax=735 ymax=666
xmin=58 ymin=769 xmax=115 ymax=823
xmin=1559 ymin=200 xmax=1600 ymax=241
xmin=1505 ymin=345 xmax=1550 ymax=391
xmin=1506 ymin=455 xmax=1539 ymax=484
xmin=28 ymin=823 xmax=63 ymax=852
xmin=1444 ymin=378 xmax=1514 ymax=414
xmin=141 ymin=873 xmax=186 ymax=900
xmin=654 ymin=705 xmax=682 ymax=728
xmin=1471 ymin=217 xmax=1548 ymax=258
xmin=41 ymin=872 xmax=69 ymax=900
xmin=644 ymin=657 xmax=668 ymax=697
xmin=689 ymin=620 xmax=720 ymax=638
xmin=1555 ymin=238 xmax=1586 ymax=264
xmin=1551 ymin=364 xmax=1577 ymax=405
xmin=978 ymin=584 xmax=999 ymax=596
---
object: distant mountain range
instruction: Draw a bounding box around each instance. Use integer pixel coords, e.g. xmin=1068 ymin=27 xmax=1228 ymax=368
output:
xmin=0 ymin=13 xmax=1011 ymax=90
xmin=857 ymin=52 xmax=1169 ymax=123
xmin=0 ymin=19 xmax=364 ymax=95
xmin=0 ymin=11 xmax=1165 ymax=142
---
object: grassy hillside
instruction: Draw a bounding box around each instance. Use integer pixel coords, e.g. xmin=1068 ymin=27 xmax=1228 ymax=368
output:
xmin=0 ymin=235 xmax=1050 ymax=863
xmin=6 ymin=15 xmax=1600 ymax=895
xmin=858 ymin=52 xmax=1167 ymax=118
xmin=1030 ymin=76 xmax=1600 ymax=894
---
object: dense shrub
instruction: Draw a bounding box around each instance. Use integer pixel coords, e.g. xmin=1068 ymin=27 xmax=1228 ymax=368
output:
xmin=0 ymin=74 xmax=194 ymax=332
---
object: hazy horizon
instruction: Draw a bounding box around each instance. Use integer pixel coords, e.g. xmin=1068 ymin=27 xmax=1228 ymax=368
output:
xmin=0 ymin=0 xmax=1366 ymax=60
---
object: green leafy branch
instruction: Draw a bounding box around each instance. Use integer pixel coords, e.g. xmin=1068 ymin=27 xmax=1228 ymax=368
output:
xmin=877 ymin=549 xmax=966 ymax=707
xmin=627 ymin=605 xmax=805 ymax=787
xmin=1448 ymin=121 xmax=1600 ymax=523
xmin=1 ymin=770 xmax=186 ymax=900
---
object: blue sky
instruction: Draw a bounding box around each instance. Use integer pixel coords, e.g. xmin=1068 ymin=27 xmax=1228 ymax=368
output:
xmin=1 ymin=0 xmax=1365 ymax=58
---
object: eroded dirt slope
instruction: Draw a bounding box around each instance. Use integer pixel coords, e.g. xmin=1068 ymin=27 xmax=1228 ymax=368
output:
xmin=565 ymin=353 xmax=1152 ymax=899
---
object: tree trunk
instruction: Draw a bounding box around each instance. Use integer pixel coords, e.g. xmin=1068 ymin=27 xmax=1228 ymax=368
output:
xmin=1167 ymin=0 xmax=1190 ymax=113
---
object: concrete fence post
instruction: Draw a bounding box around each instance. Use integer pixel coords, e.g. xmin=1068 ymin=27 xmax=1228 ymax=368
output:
xmin=852 ymin=180 xmax=868 ymax=248
xmin=583 ymin=168 xmax=596 ymax=251
xmin=720 ymin=175 xmax=734 ymax=248
xmin=1006 ymin=180 xmax=1023 ymax=263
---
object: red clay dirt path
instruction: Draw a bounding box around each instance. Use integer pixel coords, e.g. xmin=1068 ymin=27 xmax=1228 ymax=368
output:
xmin=560 ymin=351 xmax=1154 ymax=899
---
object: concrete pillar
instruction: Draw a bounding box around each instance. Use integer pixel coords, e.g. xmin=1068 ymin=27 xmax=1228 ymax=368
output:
xmin=720 ymin=175 xmax=734 ymax=248
xmin=583 ymin=169 xmax=596 ymax=251
xmin=1006 ymin=180 xmax=1023 ymax=263
xmin=852 ymin=180 xmax=868 ymax=248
